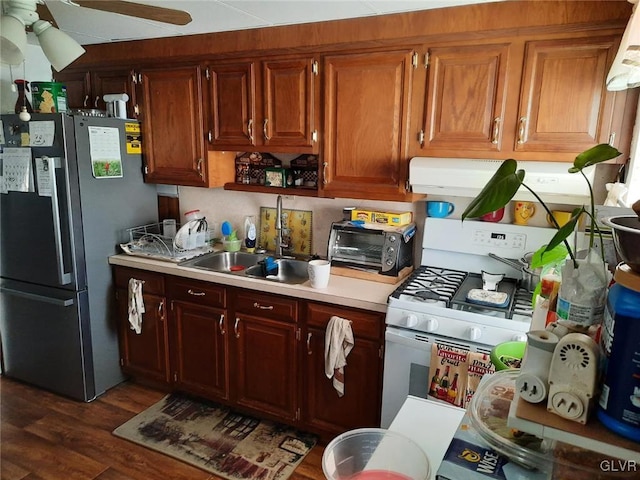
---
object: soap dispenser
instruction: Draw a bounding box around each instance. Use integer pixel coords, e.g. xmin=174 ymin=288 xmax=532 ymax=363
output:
xmin=244 ymin=215 xmax=256 ymax=253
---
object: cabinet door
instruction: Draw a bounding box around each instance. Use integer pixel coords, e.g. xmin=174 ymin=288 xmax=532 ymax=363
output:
xmin=170 ymin=302 xmax=229 ymax=400
xmin=116 ymin=289 xmax=170 ymax=383
xmin=419 ymin=44 xmax=509 ymax=152
xmin=207 ymin=61 xmax=256 ymax=148
xmin=233 ymin=314 xmax=298 ymax=421
xmin=138 ymin=65 xmax=207 ymax=186
xmin=515 ymin=36 xmax=618 ymax=153
xmin=53 ymin=70 xmax=90 ymax=110
xmin=91 ymin=69 xmax=136 ymax=117
xmin=262 ymin=57 xmax=318 ymax=151
xmin=322 ymin=49 xmax=414 ymax=201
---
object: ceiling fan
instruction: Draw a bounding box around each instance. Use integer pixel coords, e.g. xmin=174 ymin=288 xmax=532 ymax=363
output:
xmin=38 ymin=0 xmax=192 ymax=26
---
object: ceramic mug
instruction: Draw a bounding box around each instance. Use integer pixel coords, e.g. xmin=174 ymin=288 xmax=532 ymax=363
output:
xmin=481 ymin=207 xmax=505 ymax=223
xmin=308 ymin=259 xmax=331 ymax=288
xmin=513 ymin=201 xmax=536 ymax=225
xmin=426 ymin=201 xmax=455 ymax=218
xmin=547 ymin=210 xmax=573 ymax=228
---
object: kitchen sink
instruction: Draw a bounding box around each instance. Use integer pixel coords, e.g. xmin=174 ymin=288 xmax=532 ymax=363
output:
xmin=244 ymin=258 xmax=309 ymax=284
xmin=180 ymin=251 xmax=266 ymax=273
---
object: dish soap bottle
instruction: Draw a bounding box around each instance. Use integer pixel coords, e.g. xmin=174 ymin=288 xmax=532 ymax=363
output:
xmin=244 ymin=215 xmax=256 ymax=253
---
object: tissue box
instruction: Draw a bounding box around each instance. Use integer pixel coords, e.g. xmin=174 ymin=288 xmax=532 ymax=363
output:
xmin=351 ymin=209 xmax=413 ymax=226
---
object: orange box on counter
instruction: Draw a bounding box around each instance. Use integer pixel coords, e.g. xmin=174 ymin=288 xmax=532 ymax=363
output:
xmin=351 ymin=209 xmax=413 ymax=226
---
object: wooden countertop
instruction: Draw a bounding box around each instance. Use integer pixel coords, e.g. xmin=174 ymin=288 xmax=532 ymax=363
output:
xmin=109 ymin=254 xmax=399 ymax=313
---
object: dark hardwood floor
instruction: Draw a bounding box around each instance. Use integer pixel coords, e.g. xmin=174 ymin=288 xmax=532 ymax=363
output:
xmin=0 ymin=377 xmax=325 ymax=480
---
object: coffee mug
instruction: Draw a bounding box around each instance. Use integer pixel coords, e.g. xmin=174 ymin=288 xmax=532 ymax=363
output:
xmin=547 ymin=210 xmax=573 ymax=228
xmin=481 ymin=207 xmax=505 ymax=223
xmin=308 ymin=259 xmax=331 ymax=289
xmin=513 ymin=201 xmax=536 ymax=225
xmin=427 ymin=201 xmax=455 ymax=218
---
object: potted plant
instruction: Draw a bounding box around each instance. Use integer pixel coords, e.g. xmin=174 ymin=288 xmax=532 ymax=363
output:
xmin=461 ymin=144 xmax=622 ymax=328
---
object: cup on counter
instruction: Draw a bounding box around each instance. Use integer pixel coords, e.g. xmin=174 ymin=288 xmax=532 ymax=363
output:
xmin=426 ymin=201 xmax=455 ymax=218
xmin=513 ymin=201 xmax=536 ymax=225
xmin=546 ymin=210 xmax=573 ymax=228
xmin=481 ymin=207 xmax=505 ymax=223
xmin=308 ymin=259 xmax=331 ymax=289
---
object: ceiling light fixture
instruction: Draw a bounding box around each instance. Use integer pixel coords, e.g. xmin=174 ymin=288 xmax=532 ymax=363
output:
xmin=0 ymin=0 xmax=85 ymax=71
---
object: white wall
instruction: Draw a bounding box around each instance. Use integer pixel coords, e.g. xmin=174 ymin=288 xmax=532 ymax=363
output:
xmin=0 ymin=40 xmax=53 ymax=114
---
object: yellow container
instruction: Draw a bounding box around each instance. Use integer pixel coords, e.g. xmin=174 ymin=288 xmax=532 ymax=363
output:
xmin=31 ymin=82 xmax=67 ymax=113
xmin=351 ymin=209 xmax=413 ymax=226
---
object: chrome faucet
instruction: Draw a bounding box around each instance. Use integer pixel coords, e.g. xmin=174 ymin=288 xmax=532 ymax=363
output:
xmin=275 ymin=195 xmax=283 ymax=257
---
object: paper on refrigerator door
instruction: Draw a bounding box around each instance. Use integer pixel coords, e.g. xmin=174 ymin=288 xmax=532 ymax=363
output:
xmin=2 ymin=147 xmax=32 ymax=193
xmin=35 ymin=156 xmax=57 ymax=197
xmin=88 ymin=126 xmax=123 ymax=179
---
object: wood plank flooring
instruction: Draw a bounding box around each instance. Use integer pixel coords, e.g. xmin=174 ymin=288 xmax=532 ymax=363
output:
xmin=0 ymin=377 xmax=326 ymax=480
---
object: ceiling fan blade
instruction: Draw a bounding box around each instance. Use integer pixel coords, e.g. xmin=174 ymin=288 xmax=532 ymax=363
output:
xmin=74 ymin=1 xmax=192 ymax=26
xmin=36 ymin=2 xmax=58 ymax=28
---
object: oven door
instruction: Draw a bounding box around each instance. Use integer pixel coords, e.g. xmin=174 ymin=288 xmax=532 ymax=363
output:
xmin=381 ymin=325 xmax=489 ymax=428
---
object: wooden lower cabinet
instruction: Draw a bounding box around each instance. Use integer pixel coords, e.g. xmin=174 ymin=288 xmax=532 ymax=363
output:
xmin=113 ymin=266 xmax=385 ymax=439
xmin=168 ymin=277 xmax=229 ymax=400
xmin=303 ymin=302 xmax=384 ymax=438
xmin=114 ymin=267 xmax=170 ymax=384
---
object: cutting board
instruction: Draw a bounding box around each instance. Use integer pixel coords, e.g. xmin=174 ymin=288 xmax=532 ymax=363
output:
xmin=330 ymin=265 xmax=413 ymax=284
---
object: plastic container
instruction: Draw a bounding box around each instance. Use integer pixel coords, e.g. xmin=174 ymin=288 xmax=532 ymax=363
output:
xmin=597 ymin=263 xmax=640 ymax=442
xmin=223 ymin=238 xmax=242 ymax=252
xmin=31 ymin=82 xmax=67 ymax=113
xmin=322 ymin=428 xmax=430 ymax=480
xmin=490 ymin=341 xmax=526 ymax=370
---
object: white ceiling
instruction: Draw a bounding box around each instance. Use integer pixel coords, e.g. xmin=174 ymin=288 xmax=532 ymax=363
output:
xmin=38 ymin=0 xmax=499 ymax=45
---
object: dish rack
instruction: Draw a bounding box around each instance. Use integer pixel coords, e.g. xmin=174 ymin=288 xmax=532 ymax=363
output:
xmin=120 ymin=222 xmax=213 ymax=263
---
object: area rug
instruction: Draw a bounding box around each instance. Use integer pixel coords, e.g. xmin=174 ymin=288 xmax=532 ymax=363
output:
xmin=113 ymin=394 xmax=318 ymax=480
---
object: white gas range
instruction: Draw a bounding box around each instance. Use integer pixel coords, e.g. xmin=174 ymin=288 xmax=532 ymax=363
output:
xmin=381 ymin=217 xmax=570 ymax=427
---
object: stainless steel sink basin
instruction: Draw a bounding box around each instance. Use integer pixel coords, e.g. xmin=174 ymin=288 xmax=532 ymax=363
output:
xmin=181 ymin=251 xmax=266 ymax=273
xmin=244 ymin=258 xmax=309 ymax=284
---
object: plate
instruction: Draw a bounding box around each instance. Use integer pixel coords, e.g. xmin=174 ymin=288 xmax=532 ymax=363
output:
xmin=174 ymin=220 xmax=201 ymax=250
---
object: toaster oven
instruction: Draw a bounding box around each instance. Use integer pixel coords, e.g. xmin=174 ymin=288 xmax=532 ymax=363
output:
xmin=327 ymin=221 xmax=416 ymax=276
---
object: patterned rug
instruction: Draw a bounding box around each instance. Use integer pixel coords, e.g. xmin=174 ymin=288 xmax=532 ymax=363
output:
xmin=113 ymin=394 xmax=317 ymax=480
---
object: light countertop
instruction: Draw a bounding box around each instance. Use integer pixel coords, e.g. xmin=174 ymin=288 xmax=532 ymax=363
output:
xmin=108 ymin=254 xmax=399 ymax=313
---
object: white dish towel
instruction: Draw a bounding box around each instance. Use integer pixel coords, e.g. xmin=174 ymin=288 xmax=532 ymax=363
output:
xmin=128 ymin=278 xmax=145 ymax=334
xmin=324 ymin=315 xmax=354 ymax=397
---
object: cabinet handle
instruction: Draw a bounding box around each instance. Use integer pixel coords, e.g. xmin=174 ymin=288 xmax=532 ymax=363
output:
xmin=187 ymin=289 xmax=205 ymax=296
xmin=158 ymin=299 xmax=165 ymax=320
xmin=219 ymin=314 xmax=226 ymax=335
xmin=609 ymin=132 xmax=616 ymax=146
xmin=322 ymin=161 xmax=328 ymax=185
xmin=253 ymin=302 xmax=274 ymax=310
xmin=234 ymin=317 xmax=240 ymax=338
xmin=94 ymin=96 xmax=100 ymax=108
xmin=517 ymin=117 xmax=527 ymax=144
xmin=83 ymin=95 xmax=89 ymax=107
xmin=196 ymin=158 xmax=204 ymax=179
xmin=491 ymin=117 xmax=500 ymax=145
xmin=208 ymin=131 xmax=212 ymax=143
xmin=306 ymin=332 xmax=312 ymax=355
xmin=263 ymin=118 xmax=270 ymax=141
xmin=247 ymin=119 xmax=254 ymax=143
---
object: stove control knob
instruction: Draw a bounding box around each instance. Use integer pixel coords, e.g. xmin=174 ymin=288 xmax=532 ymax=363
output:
xmin=424 ymin=317 xmax=438 ymax=332
xmin=404 ymin=314 xmax=419 ymax=328
xmin=512 ymin=333 xmax=527 ymax=342
xmin=468 ymin=326 xmax=482 ymax=341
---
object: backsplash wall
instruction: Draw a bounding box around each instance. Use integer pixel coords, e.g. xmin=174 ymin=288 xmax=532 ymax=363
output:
xmin=178 ymin=187 xmax=420 ymax=258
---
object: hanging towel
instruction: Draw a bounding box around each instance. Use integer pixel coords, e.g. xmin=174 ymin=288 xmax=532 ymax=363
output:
xmin=324 ymin=316 xmax=354 ymax=397
xmin=128 ymin=278 xmax=145 ymax=334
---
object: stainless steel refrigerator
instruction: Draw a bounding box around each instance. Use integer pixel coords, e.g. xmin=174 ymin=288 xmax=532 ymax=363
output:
xmin=0 ymin=113 xmax=158 ymax=401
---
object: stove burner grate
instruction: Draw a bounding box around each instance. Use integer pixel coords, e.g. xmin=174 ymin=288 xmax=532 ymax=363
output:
xmin=391 ymin=265 xmax=468 ymax=304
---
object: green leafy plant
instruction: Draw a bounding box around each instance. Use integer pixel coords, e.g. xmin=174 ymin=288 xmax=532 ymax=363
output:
xmin=461 ymin=144 xmax=622 ymax=268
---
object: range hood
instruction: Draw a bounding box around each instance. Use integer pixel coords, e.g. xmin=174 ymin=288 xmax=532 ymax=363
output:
xmin=409 ymin=157 xmax=595 ymax=205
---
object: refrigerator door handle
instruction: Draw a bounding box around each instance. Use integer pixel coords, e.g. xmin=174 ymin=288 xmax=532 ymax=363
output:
xmin=0 ymin=286 xmax=75 ymax=307
xmin=50 ymin=156 xmax=72 ymax=285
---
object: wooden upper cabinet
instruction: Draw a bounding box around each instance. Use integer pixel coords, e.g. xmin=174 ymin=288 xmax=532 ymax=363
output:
xmin=322 ymin=49 xmax=415 ymax=201
xmin=515 ymin=35 xmax=619 ymax=154
xmin=137 ymin=65 xmax=208 ymax=186
xmin=53 ymin=70 xmax=90 ymax=110
xmin=419 ymin=44 xmax=510 ymax=152
xmin=206 ymin=55 xmax=319 ymax=153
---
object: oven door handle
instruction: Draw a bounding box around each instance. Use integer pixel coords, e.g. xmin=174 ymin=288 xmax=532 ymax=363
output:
xmin=385 ymin=328 xmax=432 ymax=351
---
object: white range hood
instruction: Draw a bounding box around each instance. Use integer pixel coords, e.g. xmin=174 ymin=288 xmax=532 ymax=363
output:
xmin=409 ymin=157 xmax=596 ymax=206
